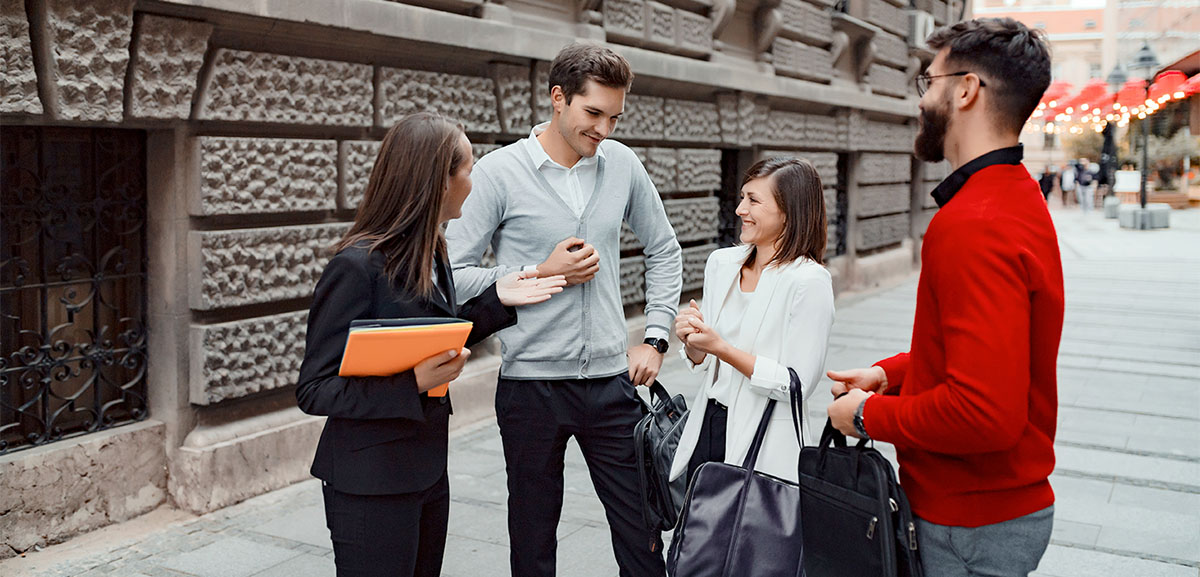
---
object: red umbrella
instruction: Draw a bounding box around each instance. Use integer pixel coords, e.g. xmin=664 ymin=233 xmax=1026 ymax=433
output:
xmin=1116 ymin=79 xmax=1149 ymax=110
xmin=1184 ymin=73 xmax=1200 ymax=96
xmin=1152 ymin=70 xmax=1188 ymax=101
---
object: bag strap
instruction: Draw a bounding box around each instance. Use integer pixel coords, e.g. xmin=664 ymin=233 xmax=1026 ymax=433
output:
xmin=740 ymin=399 xmax=776 ymax=470
xmin=648 ymin=380 xmax=672 ymax=408
xmin=788 ymin=367 xmax=805 ymax=449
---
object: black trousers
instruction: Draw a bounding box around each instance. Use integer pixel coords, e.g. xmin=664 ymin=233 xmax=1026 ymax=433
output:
xmin=322 ymin=471 xmax=450 ymax=577
xmin=685 ymin=399 xmax=728 ymax=486
xmin=496 ymin=373 xmax=666 ymax=577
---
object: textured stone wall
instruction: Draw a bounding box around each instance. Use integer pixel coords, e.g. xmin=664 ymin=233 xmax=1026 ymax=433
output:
xmin=873 ymin=31 xmax=910 ymax=69
xmin=864 ymin=0 xmax=910 ymax=37
xmin=340 ymin=140 xmax=381 ymax=211
xmin=190 ymin=224 xmax=351 ymax=310
xmin=632 ymin=147 xmax=679 ymax=192
xmin=619 ymin=242 xmax=715 ymax=303
xmin=378 ymin=68 xmax=500 ymax=133
xmin=682 ymin=243 xmax=717 ymax=291
xmin=196 ymin=137 xmax=337 ymax=216
xmin=773 ymin=38 xmax=834 ymax=84
xmin=779 ymin=0 xmax=833 ymax=47
xmin=190 ymin=311 xmax=309 ymax=404
xmin=46 ymin=0 xmax=134 ymax=121
xmin=0 ymin=422 xmax=166 ymax=556
xmin=925 ymin=160 xmax=951 ymax=182
xmin=1 ymin=0 xmax=41 ymax=114
xmin=859 ymin=153 xmax=911 ymax=185
xmin=664 ymin=99 xmax=721 ymax=142
xmin=868 ymin=64 xmax=909 ymax=99
xmin=603 ymin=0 xmax=713 ymax=58
xmin=853 ymin=120 xmax=915 ymax=153
xmin=201 ymin=49 xmax=372 ymax=126
xmin=758 ymin=110 xmax=848 ymax=150
xmin=128 ymin=15 xmax=212 ymax=119
xmin=492 ymin=63 xmax=533 ymax=134
xmin=621 ymin=196 xmax=720 ymax=250
xmin=619 ymin=95 xmax=666 ymax=140
xmin=857 ymin=184 xmax=910 ymax=217
xmin=676 ymin=149 xmax=722 ymax=191
xmin=858 ymin=212 xmax=909 ymax=251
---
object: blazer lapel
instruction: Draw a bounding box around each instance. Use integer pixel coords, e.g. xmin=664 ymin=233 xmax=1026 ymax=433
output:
xmin=707 ymin=247 xmax=749 ymax=330
xmin=734 ymin=265 xmax=781 ymax=353
xmin=431 ymin=256 xmax=457 ymax=316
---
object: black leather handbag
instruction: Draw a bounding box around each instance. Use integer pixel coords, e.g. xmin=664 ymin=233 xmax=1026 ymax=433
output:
xmin=634 ymin=381 xmax=689 ymax=532
xmin=666 ymin=369 xmax=806 ymax=577
xmin=794 ymin=390 xmax=923 ymax=577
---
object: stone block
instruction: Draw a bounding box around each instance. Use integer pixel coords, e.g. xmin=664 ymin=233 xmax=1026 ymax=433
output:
xmin=676 ymin=9 xmax=713 ymax=54
xmin=739 ymin=93 xmax=768 ymax=145
xmin=340 ymin=140 xmax=381 ymax=211
xmin=196 ymin=137 xmax=337 ymax=216
xmin=761 ymin=110 xmax=807 ymax=147
xmin=200 ymin=49 xmax=372 ymax=126
xmin=807 ymin=152 xmax=840 ymax=185
xmin=379 ymin=68 xmax=500 ymax=133
xmin=604 ymin=0 xmax=646 ymax=42
xmin=717 ymin=93 xmax=739 ymax=145
xmin=621 ymin=196 xmax=720 ymax=250
xmin=0 ymin=421 xmax=166 ymax=555
xmin=873 ymin=31 xmax=909 ymax=69
xmin=683 ymin=243 xmax=717 ymax=291
xmin=676 ymin=149 xmax=722 ymax=191
xmin=618 ymin=255 xmax=646 ymax=305
xmin=1 ymin=0 xmax=41 ymax=114
xmin=128 ymin=15 xmax=212 ymax=120
xmin=1117 ymin=203 xmax=1170 ymax=230
xmin=857 ymin=184 xmax=910 ymax=217
xmin=189 ymin=223 xmax=351 ymax=311
xmin=773 ymin=37 xmax=834 ymax=83
xmin=492 ymin=63 xmax=532 ymax=134
xmin=804 ymin=114 xmax=843 ymax=150
xmin=649 ymin=2 xmax=675 ymax=45
xmin=857 ymin=212 xmax=909 ymax=251
xmin=915 ymin=207 xmax=936 ymax=236
xmin=161 ymin=536 xmax=302 ymax=577
xmin=864 ymin=0 xmax=909 ymax=37
xmin=46 ymin=0 xmax=134 ymax=121
xmin=855 ymin=120 xmax=915 ymax=152
xmin=779 ymin=0 xmax=833 ymax=46
xmin=641 ymin=147 xmax=679 ymax=192
xmin=924 ymin=160 xmax=950 ymax=182
xmin=189 ymin=311 xmax=309 ymax=405
xmin=171 ymin=408 xmax=322 ymax=514
xmin=860 ymin=153 xmax=912 ymax=184
xmin=922 ymin=182 xmax=940 ymax=208
xmin=664 ymin=99 xmax=721 ymax=142
xmin=618 ymin=94 xmax=666 ymax=140
xmin=869 ymin=63 xmax=910 ymax=98
xmin=533 ymin=61 xmax=552 ymax=124
xmin=473 ymin=143 xmax=502 ymax=161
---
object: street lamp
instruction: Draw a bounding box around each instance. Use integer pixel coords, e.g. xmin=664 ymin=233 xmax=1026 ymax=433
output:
xmin=1131 ymin=42 xmax=1159 ymax=210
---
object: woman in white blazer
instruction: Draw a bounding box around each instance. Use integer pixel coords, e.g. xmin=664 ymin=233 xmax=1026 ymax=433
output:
xmin=670 ymin=157 xmax=835 ymax=485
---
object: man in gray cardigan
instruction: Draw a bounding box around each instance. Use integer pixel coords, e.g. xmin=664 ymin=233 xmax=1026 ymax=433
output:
xmin=446 ymin=44 xmax=681 ymax=577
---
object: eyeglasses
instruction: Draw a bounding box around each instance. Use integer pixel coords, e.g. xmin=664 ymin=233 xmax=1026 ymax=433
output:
xmin=915 ymin=71 xmax=987 ymax=97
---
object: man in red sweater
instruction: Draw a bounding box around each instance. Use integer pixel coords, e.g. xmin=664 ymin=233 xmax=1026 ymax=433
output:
xmin=827 ymin=18 xmax=1062 ymax=577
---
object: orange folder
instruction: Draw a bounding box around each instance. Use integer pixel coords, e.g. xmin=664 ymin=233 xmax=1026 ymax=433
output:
xmin=338 ymin=318 xmax=473 ymax=397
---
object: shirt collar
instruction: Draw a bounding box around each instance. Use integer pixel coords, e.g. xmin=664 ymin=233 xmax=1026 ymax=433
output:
xmin=524 ymin=122 xmax=603 ymax=171
xmin=930 ymin=145 xmax=1024 ymax=208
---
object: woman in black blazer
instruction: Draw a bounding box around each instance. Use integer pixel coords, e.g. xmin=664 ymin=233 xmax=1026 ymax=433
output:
xmin=296 ymin=112 xmax=565 ymax=577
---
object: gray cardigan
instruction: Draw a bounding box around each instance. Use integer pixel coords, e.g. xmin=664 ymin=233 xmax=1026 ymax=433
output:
xmin=445 ymin=136 xmax=683 ymax=380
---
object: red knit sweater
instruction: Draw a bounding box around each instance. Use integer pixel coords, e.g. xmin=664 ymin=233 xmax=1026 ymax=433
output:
xmin=864 ymin=163 xmax=1064 ymax=527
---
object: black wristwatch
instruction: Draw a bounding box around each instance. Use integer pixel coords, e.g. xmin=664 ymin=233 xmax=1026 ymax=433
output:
xmin=853 ymin=398 xmax=871 ymax=440
xmin=643 ymin=337 xmax=669 ymax=354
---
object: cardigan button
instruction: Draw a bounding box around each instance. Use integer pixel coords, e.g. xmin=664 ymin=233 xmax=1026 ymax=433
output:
xmin=439 ymin=396 xmax=448 ymax=405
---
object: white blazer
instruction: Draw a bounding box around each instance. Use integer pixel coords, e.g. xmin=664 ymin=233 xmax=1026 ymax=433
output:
xmin=669 ymin=246 xmax=835 ymax=483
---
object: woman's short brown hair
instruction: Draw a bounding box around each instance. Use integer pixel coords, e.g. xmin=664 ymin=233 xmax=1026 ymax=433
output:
xmin=548 ymin=43 xmax=634 ymax=103
xmin=742 ymin=157 xmax=827 ymax=267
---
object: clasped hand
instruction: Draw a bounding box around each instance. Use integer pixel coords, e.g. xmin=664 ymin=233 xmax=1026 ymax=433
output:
xmin=675 ymin=299 xmax=726 ymax=358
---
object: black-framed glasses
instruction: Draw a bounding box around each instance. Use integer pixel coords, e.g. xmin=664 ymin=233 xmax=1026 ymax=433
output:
xmin=915 ymin=71 xmax=987 ymax=96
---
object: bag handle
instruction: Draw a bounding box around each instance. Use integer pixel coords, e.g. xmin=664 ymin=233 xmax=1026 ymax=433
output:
xmin=788 ymin=367 xmax=805 ymax=449
xmin=647 ymin=380 xmax=672 ymax=408
xmin=740 ymin=399 xmax=776 ymax=470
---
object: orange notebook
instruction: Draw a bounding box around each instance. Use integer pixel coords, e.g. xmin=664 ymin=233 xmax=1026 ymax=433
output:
xmin=338 ymin=318 xmax=473 ymax=397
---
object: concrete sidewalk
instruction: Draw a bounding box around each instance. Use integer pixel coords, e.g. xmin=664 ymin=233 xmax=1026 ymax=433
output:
xmin=5 ymin=206 xmax=1198 ymax=577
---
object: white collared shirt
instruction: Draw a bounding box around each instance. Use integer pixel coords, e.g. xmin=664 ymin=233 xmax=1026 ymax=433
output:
xmin=524 ymin=122 xmax=602 ymax=218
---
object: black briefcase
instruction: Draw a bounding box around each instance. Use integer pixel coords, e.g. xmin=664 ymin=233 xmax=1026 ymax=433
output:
xmin=794 ymin=392 xmax=923 ymax=577
xmin=666 ymin=369 xmax=807 ymax=577
xmin=634 ymin=381 xmax=689 ymax=532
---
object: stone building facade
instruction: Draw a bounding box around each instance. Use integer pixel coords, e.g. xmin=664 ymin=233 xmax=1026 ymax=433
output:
xmin=0 ymin=0 xmax=961 ymax=555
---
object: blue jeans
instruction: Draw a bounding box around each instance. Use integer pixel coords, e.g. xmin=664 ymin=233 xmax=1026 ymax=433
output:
xmin=915 ymin=505 xmax=1054 ymax=577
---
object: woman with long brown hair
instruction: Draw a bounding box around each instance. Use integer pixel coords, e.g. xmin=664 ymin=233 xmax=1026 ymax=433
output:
xmin=669 ymin=157 xmax=835 ymax=487
xmin=296 ymin=111 xmax=565 ymax=577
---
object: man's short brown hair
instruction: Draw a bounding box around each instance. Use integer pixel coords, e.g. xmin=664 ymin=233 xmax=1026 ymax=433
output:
xmin=548 ymin=43 xmax=634 ymax=103
xmin=926 ymin=18 xmax=1051 ymax=135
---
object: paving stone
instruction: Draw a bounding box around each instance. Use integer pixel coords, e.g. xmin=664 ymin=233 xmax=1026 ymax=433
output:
xmin=250 ymin=505 xmax=331 ymax=549
xmin=158 ymin=537 xmax=300 ymax=577
xmin=1032 ymin=544 xmax=1196 ymax=577
xmin=247 ymin=553 xmax=334 ymax=577
xmin=440 ymin=535 xmax=510 ymax=577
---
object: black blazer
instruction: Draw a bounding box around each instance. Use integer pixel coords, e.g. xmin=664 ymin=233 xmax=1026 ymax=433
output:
xmin=296 ymin=246 xmax=516 ymax=495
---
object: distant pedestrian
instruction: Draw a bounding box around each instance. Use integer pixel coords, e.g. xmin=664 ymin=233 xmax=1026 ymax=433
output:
xmin=1059 ymin=162 xmax=1076 ymax=206
xmin=827 ymin=17 xmax=1063 ymax=577
xmin=1075 ymin=158 xmax=1096 ymax=213
xmin=1038 ymin=166 xmax=1056 ymax=201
